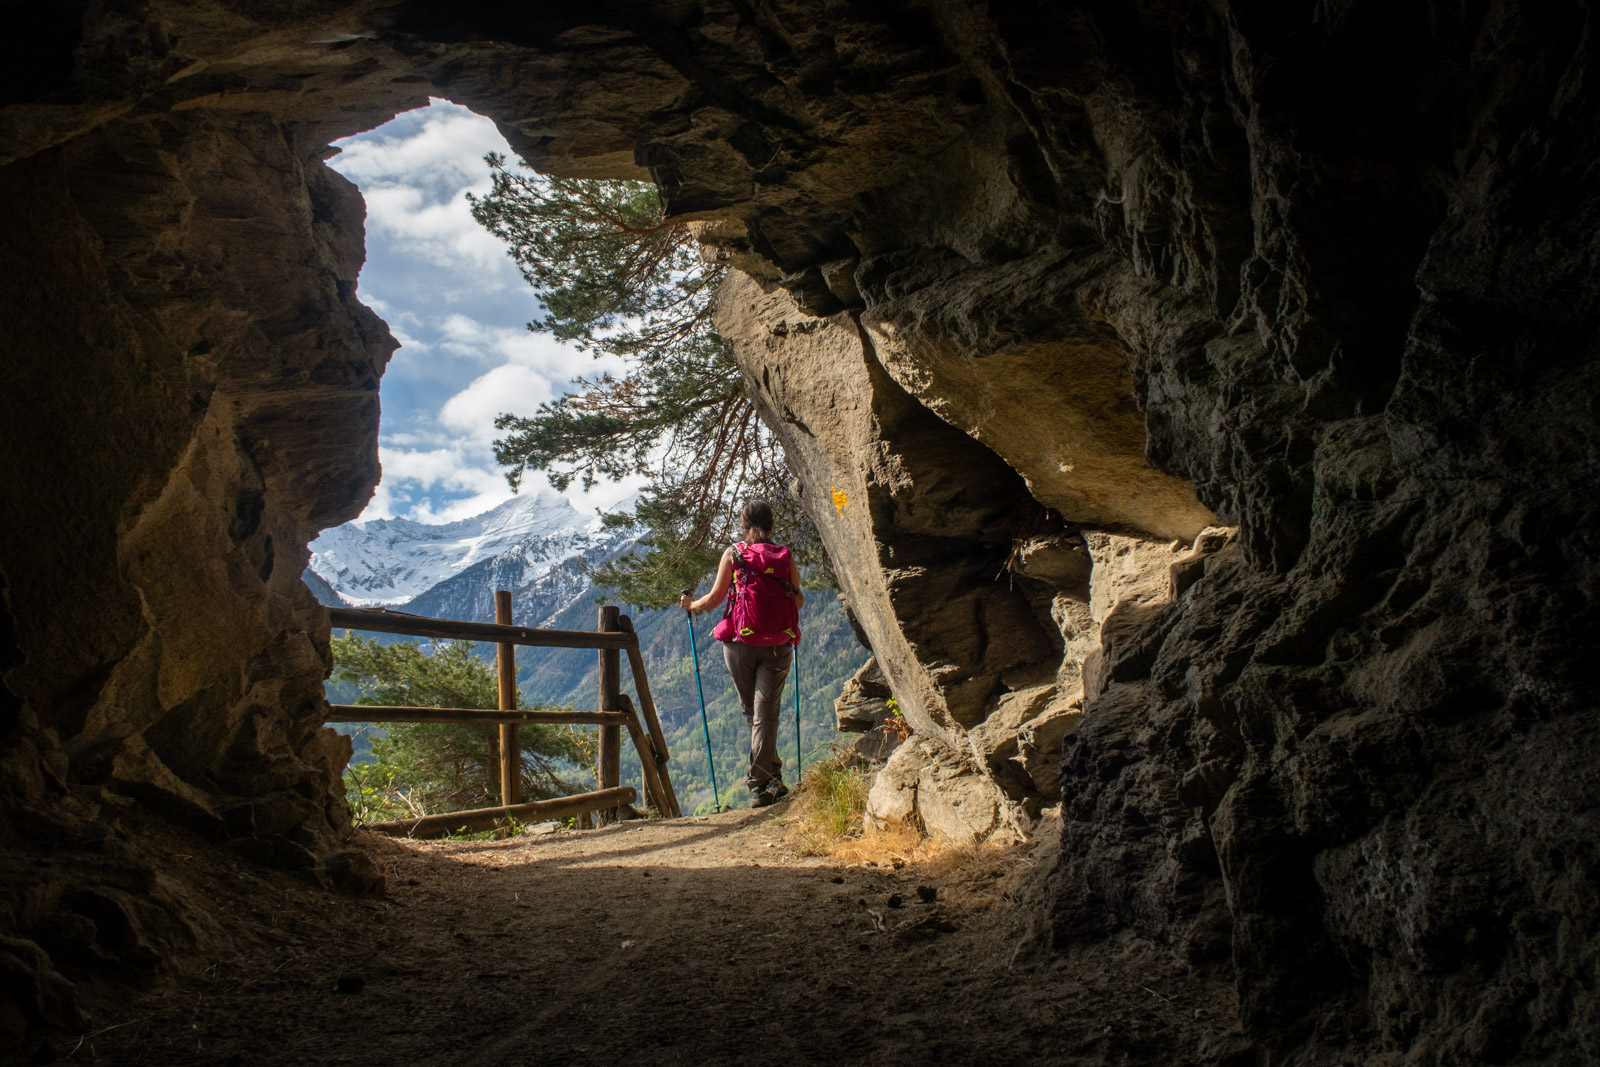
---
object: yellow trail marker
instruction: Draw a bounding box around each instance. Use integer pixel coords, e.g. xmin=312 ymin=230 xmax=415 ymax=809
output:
xmin=831 ymin=484 xmax=849 ymax=515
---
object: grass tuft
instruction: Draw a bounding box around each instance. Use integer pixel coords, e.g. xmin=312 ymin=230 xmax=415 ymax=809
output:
xmin=785 ymin=753 xmax=871 ymax=855
xmin=780 ymin=750 xmax=947 ymax=866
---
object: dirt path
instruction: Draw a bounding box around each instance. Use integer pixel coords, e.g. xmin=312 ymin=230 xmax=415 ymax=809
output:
xmin=70 ymin=805 xmax=1246 ymax=1066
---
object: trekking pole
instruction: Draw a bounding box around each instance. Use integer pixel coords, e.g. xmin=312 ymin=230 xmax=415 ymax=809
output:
xmin=793 ymin=641 xmax=803 ymax=783
xmin=683 ymin=589 xmax=721 ymax=812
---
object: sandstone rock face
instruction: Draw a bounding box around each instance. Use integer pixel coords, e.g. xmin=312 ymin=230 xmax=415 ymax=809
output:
xmin=1 ymin=2 xmax=1596 ymax=1062
xmin=860 ymin=268 xmax=1217 ymax=542
xmin=718 ymin=271 xmax=1120 ymax=843
xmin=1 ymin=92 xmax=398 ymax=1040
xmin=720 ymin=271 xmax=1184 ymax=825
xmin=715 ymin=272 xmax=1067 ymax=744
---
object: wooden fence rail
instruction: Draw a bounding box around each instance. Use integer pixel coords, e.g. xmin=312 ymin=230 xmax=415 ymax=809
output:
xmin=363 ymin=786 xmax=639 ymax=840
xmin=328 ymin=598 xmax=682 ymax=832
xmin=328 ymin=607 xmax=633 ymax=649
xmin=326 ymin=706 xmax=629 ymax=726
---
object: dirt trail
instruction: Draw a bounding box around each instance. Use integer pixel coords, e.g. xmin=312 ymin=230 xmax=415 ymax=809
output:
xmin=70 ymin=805 xmax=1245 ymax=1066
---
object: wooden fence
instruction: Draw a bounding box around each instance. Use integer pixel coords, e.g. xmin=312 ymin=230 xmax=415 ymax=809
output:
xmin=326 ymin=592 xmax=681 ymax=837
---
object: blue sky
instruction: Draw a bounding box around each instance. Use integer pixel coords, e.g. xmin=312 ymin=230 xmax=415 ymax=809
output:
xmin=327 ymin=99 xmax=640 ymax=524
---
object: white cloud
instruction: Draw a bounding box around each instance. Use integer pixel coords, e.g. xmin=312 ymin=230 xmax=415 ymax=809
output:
xmin=372 ymin=443 xmax=515 ymax=525
xmin=408 ymin=490 xmax=516 ymax=526
xmin=359 ymin=184 xmax=511 ymax=281
xmin=360 ymin=480 xmax=405 ymax=521
xmin=380 ymin=447 xmax=490 ymax=490
xmin=330 ymin=100 xmax=522 ymax=287
xmin=437 ymin=364 xmax=555 ymax=445
xmin=382 ymin=428 xmax=452 ymax=449
xmin=385 ymin=322 xmax=430 ymax=358
xmin=436 ymin=314 xmax=620 ymax=383
xmin=330 ymin=101 xmax=500 ymax=192
xmin=562 ymin=472 xmax=650 ymax=517
xmin=433 ymin=314 xmax=504 ymax=364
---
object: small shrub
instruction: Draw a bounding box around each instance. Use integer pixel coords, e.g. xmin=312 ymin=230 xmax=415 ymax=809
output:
xmin=883 ymin=696 xmax=911 ymax=742
xmin=343 ymin=759 xmax=426 ymax=823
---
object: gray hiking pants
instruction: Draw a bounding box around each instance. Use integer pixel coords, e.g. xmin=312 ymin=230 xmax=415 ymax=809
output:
xmin=722 ymin=640 xmax=793 ymax=791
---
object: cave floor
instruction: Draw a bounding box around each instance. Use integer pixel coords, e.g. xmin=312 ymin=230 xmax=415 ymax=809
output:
xmin=66 ymin=807 xmax=1244 ymax=1065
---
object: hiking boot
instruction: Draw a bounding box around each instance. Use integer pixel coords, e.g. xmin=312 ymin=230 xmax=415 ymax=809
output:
xmin=758 ymin=780 xmax=790 ymax=806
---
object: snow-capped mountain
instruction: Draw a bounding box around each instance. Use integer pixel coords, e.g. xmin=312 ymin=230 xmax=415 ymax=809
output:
xmin=308 ymin=488 xmax=618 ymax=606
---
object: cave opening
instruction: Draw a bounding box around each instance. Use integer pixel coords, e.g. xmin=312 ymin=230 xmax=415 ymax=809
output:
xmin=3 ymin=3 xmax=1597 ymax=1062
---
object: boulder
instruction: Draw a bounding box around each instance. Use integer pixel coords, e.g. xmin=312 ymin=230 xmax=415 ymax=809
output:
xmin=865 ymin=734 xmax=1026 ymax=847
xmin=865 ymin=738 xmax=927 ymax=831
xmin=915 ymin=757 xmax=1018 ymax=847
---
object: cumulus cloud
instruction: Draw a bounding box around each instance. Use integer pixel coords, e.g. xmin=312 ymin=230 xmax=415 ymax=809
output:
xmin=380 ymin=447 xmax=488 ymax=490
xmin=360 ymin=479 xmax=407 ymax=521
xmin=371 ymin=444 xmax=516 ymax=525
xmin=330 ymin=101 xmax=500 ymax=193
xmin=329 ymin=100 xmax=521 ymax=288
xmin=438 ymin=364 xmax=555 ymax=444
xmin=360 ymin=184 xmax=510 ymax=280
xmin=563 ymin=472 xmax=651 ymax=518
xmin=437 ymin=314 xmax=613 ymax=381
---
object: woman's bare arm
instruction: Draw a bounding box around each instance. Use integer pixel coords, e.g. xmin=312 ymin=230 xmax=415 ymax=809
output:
xmin=679 ymin=547 xmax=735 ymax=613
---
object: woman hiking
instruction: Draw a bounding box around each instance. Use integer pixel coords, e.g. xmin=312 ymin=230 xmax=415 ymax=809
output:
xmin=679 ymin=500 xmax=804 ymax=807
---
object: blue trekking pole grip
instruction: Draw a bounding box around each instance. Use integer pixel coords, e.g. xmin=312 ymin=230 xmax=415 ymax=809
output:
xmin=683 ymin=589 xmax=721 ymax=812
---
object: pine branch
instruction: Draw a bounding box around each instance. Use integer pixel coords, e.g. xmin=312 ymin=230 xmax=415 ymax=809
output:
xmin=468 ymin=159 xmax=831 ymax=605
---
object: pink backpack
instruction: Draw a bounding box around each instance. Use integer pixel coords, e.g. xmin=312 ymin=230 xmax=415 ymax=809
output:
xmin=712 ymin=542 xmax=801 ymax=646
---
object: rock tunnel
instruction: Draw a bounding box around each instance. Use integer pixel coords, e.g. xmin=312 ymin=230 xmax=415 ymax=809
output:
xmin=2 ymin=1 xmax=1596 ymax=1061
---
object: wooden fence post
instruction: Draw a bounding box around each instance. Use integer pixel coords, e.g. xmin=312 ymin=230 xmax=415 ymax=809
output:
xmin=597 ymin=605 xmax=622 ymax=824
xmin=617 ymin=693 xmax=670 ymax=817
xmin=617 ymin=615 xmax=681 ymax=817
xmin=495 ymin=591 xmax=521 ymax=806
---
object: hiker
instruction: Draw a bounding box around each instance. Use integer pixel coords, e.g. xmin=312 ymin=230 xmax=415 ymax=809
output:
xmin=680 ymin=500 xmax=804 ymax=807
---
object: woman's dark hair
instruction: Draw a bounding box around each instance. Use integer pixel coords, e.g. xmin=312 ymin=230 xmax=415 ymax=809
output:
xmin=740 ymin=499 xmax=775 ymax=541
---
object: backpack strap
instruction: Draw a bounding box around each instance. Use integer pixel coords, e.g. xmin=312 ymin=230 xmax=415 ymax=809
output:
xmin=727 ymin=542 xmax=762 ymax=639
xmin=721 ymin=543 xmax=748 ymax=628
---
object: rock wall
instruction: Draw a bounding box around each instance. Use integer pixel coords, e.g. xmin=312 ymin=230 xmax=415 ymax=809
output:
xmin=715 ymin=271 xmax=1156 ymax=841
xmin=0 ymin=9 xmax=424 ymax=1041
xmin=1 ymin=1 xmax=1596 ymax=1061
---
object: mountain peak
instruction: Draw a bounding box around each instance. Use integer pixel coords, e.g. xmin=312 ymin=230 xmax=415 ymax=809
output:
xmin=307 ymin=489 xmax=612 ymax=605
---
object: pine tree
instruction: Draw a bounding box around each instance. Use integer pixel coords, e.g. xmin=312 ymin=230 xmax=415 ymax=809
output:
xmin=467 ymin=156 xmax=827 ymax=607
